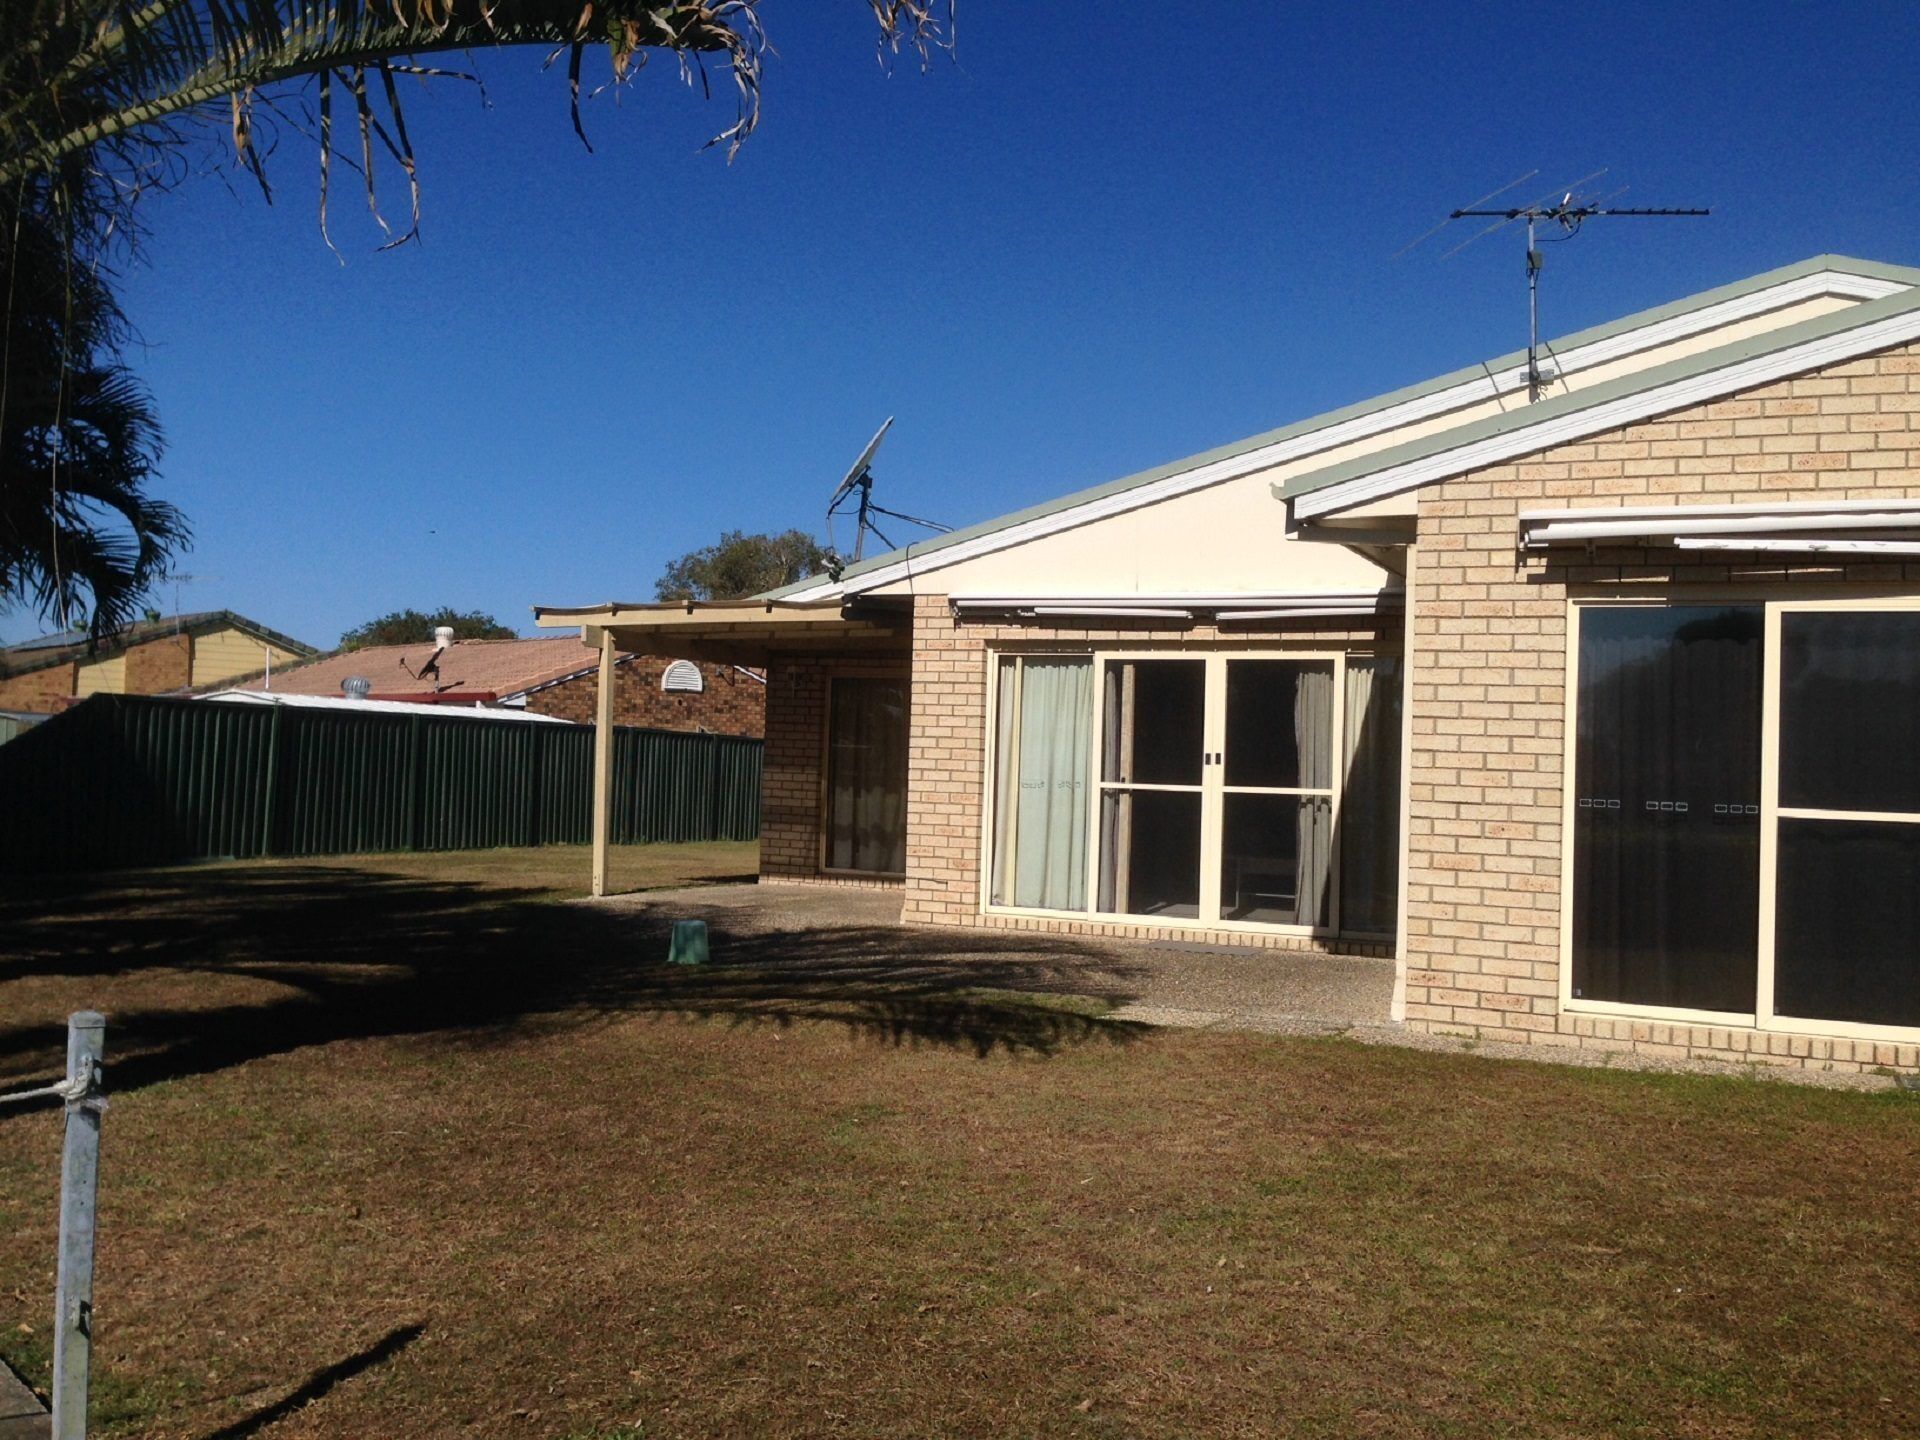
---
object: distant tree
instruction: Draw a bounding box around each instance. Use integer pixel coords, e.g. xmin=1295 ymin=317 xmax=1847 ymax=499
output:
xmin=655 ymin=529 xmax=827 ymax=602
xmin=339 ymin=607 xmax=516 ymax=650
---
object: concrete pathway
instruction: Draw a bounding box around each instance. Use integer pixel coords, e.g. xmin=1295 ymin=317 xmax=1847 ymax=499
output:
xmin=0 ymin=1361 xmax=47 ymax=1440
xmin=594 ymin=881 xmax=1395 ymax=1030
xmin=591 ymin=882 xmax=1905 ymax=1092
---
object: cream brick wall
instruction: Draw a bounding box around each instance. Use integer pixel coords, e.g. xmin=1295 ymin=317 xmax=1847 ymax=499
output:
xmin=1403 ymin=339 xmax=1920 ymax=1073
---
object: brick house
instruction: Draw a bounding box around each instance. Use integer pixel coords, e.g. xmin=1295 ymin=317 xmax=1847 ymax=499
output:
xmin=0 ymin=611 xmax=318 ymax=712
xmin=539 ymin=255 xmax=1920 ymax=1073
xmin=224 ymin=633 xmax=764 ymax=737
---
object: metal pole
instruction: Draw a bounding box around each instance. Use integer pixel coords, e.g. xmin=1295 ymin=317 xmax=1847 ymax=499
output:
xmin=1526 ymin=213 xmax=1541 ymax=402
xmin=51 ymin=1011 xmax=105 ymax=1440
xmin=590 ymin=626 xmax=617 ymax=898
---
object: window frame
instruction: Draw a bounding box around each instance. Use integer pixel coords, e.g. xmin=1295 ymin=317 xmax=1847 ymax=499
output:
xmin=980 ymin=642 xmax=1398 ymax=939
xmin=1560 ymin=591 xmax=1920 ymax=1043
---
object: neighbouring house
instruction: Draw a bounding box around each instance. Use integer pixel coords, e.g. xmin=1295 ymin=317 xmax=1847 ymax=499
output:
xmin=0 ymin=611 xmax=318 ymax=712
xmin=225 ymin=631 xmax=766 ymax=737
xmin=539 ymin=254 xmax=1920 ymax=1075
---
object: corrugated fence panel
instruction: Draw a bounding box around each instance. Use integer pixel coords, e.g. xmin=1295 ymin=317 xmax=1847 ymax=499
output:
xmin=0 ymin=695 xmax=762 ymax=873
xmin=271 ymin=709 xmax=417 ymax=857
xmin=538 ymin=726 xmax=596 ymax=845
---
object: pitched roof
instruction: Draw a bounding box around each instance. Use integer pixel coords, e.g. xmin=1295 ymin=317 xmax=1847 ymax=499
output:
xmin=228 ymin=635 xmax=607 ymax=700
xmin=765 ymin=254 xmax=1920 ymax=601
xmin=0 ymin=610 xmax=319 ymax=677
xmin=1280 ymin=279 xmax=1920 ymax=518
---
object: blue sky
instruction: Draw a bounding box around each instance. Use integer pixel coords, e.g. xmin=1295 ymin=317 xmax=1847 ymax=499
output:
xmin=15 ymin=1 xmax=1920 ymax=645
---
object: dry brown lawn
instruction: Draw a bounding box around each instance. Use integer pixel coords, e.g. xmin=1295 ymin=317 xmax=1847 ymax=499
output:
xmin=0 ymin=845 xmax=1916 ymax=1439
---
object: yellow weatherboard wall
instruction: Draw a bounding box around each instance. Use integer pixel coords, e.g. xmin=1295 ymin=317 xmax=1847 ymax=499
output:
xmin=73 ymin=653 xmax=126 ymax=697
xmin=190 ymin=628 xmax=304 ymax=688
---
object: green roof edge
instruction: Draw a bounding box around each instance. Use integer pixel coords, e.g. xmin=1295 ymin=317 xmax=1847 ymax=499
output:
xmin=760 ymin=253 xmax=1920 ymax=598
xmin=1278 ymin=276 xmax=1920 ymax=505
xmin=0 ymin=609 xmax=319 ymax=677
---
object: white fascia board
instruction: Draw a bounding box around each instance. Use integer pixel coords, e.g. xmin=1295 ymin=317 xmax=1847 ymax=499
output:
xmin=781 ymin=268 xmax=1900 ymax=603
xmin=1296 ymin=304 xmax=1920 ymax=522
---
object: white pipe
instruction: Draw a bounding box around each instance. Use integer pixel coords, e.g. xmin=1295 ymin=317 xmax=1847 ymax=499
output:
xmin=1025 ymin=607 xmax=1195 ymax=620
xmin=1215 ymin=604 xmax=1396 ymax=621
xmin=1519 ymin=496 xmax=1920 ymax=522
xmin=1524 ymin=509 xmax=1920 ymax=546
xmin=952 ymin=591 xmax=1394 ymax=611
xmin=1672 ymin=536 xmax=1920 ymax=556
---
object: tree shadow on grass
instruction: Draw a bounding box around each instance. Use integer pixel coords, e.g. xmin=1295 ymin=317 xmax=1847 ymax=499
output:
xmin=0 ymin=867 xmax=1151 ymax=1095
xmin=198 ymin=1323 xmax=424 ymax=1440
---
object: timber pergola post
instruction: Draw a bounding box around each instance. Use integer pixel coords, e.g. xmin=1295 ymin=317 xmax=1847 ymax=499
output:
xmin=589 ymin=625 xmax=617 ymax=898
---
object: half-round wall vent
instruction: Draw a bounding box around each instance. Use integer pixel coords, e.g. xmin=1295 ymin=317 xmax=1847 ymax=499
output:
xmin=661 ymin=660 xmax=704 ymax=694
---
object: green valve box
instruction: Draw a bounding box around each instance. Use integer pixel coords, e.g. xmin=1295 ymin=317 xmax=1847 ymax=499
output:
xmin=668 ymin=919 xmax=710 ymax=966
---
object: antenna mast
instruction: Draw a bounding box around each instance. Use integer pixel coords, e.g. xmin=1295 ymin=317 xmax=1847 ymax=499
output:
xmin=1446 ymin=183 xmax=1708 ymax=401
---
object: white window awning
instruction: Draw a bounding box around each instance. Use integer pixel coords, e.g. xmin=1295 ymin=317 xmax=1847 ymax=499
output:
xmin=1518 ymin=499 xmax=1920 ymax=556
xmin=950 ymin=591 xmax=1403 ymax=623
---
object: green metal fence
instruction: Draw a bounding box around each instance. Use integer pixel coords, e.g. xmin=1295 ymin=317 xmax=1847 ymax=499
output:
xmin=0 ymin=695 xmax=762 ymax=873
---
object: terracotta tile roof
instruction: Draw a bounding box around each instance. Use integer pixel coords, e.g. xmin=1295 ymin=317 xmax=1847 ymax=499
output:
xmin=228 ymin=635 xmax=605 ymax=700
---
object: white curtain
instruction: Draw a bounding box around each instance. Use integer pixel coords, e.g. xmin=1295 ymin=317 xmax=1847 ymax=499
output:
xmin=992 ymin=658 xmax=1092 ymax=909
xmin=1340 ymin=658 xmax=1403 ymax=936
xmin=1294 ymin=665 xmax=1335 ymax=926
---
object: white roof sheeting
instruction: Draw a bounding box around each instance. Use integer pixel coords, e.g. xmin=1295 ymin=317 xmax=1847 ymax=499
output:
xmin=197 ymin=691 xmax=577 ymax=723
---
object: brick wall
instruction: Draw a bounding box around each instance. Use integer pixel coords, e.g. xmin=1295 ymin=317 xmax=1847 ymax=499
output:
xmin=122 ymin=633 xmax=193 ymax=694
xmin=902 ymin=594 xmax=1400 ymax=942
xmin=1402 ymin=339 xmax=1920 ymax=1073
xmin=524 ymin=655 xmax=765 ymax=737
xmin=0 ymin=662 xmax=74 ymax=711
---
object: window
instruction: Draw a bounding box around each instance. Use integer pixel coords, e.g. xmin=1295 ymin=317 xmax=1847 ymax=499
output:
xmin=1570 ymin=600 xmax=1920 ymax=1037
xmin=988 ymin=649 xmax=1402 ymax=936
xmin=1770 ymin=608 xmax=1920 ymax=1030
xmin=662 ymin=660 xmax=704 ymax=693
xmin=1571 ymin=605 xmax=1763 ymax=1012
xmin=825 ymin=677 xmax=908 ymax=875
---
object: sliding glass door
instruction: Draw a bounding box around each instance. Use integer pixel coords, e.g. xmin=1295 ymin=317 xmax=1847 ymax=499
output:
xmin=1097 ymin=658 xmax=1206 ymax=918
xmin=1571 ymin=605 xmax=1763 ymax=1012
xmin=1218 ymin=659 xmax=1336 ymax=927
xmin=1766 ymin=605 xmax=1920 ymax=1031
xmin=1570 ymin=598 xmax=1920 ymax=1039
xmin=825 ymin=676 xmax=908 ymax=875
xmin=989 ymin=649 xmax=1400 ymax=935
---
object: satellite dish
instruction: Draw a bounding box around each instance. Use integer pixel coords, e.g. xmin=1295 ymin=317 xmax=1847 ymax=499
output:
xmin=830 ymin=416 xmax=893 ymax=512
xmin=823 ymin=416 xmax=950 ymax=572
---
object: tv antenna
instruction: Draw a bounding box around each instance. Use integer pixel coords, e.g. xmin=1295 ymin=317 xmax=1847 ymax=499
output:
xmin=823 ymin=417 xmax=951 ymax=575
xmin=1412 ymin=171 xmax=1708 ymax=402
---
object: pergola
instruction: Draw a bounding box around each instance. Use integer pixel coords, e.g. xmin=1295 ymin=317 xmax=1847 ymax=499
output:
xmin=531 ymin=597 xmax=910 ymax=895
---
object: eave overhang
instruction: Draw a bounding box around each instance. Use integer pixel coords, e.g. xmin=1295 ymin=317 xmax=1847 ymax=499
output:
xmin=531 ymin=597 xmax=909 ymax=664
